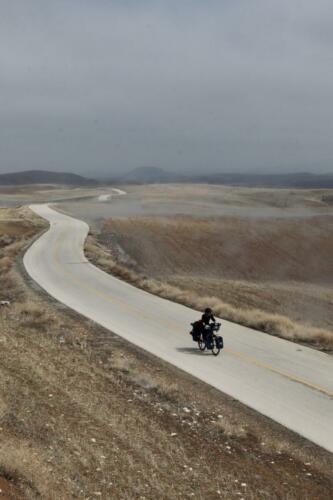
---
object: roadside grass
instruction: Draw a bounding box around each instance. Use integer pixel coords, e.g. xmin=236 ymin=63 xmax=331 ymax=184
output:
xmin=85 ymin=233 xmax=333 ymax=351
xmin=113 ymin=353 xmax=179 ymax=399
xmin=214 ymin=419 xmax=249 ymax=440
xmin=0 ymin=207 xmax=47 ymax=299
xmin=0 ymin=255 xmax=12 ymax=272
xmin=16 ymin=302 xmax=57 ymax=330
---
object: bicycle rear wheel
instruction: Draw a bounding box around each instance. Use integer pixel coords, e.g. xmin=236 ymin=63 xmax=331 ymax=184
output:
xmin=198 ymin=335 xmax=206 ymax=351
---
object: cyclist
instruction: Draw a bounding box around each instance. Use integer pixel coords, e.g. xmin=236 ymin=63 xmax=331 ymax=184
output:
xmin=200 ymin=307 xmax=216 ymax=342
xmin=201 ymin=307 xmax=216 ymax=327
xmin=191 ymin=308 xmax=216 ymax=340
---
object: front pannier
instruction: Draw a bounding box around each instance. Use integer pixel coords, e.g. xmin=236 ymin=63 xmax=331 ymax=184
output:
xmin=216 ymin=336 xmax=224 ymax=349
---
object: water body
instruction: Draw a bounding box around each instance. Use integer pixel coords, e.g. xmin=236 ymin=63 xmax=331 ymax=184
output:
xmin=58 ymin=196 xmax=333 ymax=225
xmin=2 ymin=189 xmax=332 ymax=220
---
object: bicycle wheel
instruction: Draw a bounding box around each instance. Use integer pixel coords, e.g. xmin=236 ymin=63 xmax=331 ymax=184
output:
xmin=211 ymin=336 xmax=221 ymax=356
xmin=198 ymin=335 xmax=206 ymax=351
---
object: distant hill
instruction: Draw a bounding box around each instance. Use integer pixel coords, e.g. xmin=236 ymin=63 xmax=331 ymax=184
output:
xmin=0 ymin=170 xmax=97 ymax=186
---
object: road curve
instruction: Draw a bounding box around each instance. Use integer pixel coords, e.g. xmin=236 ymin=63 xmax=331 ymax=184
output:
xmin=98 ymin=189 xmax=127 ymax=202
xmin=24 ymin=204 xmax=333 ymax=453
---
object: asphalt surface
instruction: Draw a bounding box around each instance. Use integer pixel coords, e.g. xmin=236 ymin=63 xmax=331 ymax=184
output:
xmin=98 ymin=188 xmax=127 ymax=202
xmin=24 ymin=204 xmax=333 ymax=453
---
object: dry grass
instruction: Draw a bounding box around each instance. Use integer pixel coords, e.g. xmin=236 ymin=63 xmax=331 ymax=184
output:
xmin=87 ymin=213 xmax=333 ymax=351
xmin=101 ymin=215 xmax=333 ymax=283
xmin=112 ymin=353 xmax=180 ymax=399
xmin=16 ymin=302 xmax=57 ymax=330
xmin=0 ymin=208 xmax=45 ymax=305
xmin=215 ymin=418 xmax=249 ymax=439
xmin=0 ymin=255 xmax=13 ymax=273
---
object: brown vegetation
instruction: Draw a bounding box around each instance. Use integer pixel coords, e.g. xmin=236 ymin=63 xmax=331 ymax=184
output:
xmin=100 ymin=215 xmax=333 ymax=283
xmin=0 ymin=208 xmax=46 ymax=305
xmin=87 ymin=214 xmax=333 ymax=351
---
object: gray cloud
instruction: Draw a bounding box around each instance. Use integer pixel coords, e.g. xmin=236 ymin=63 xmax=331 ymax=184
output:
xmin=0 ymin=0 xmax=332 ymax=176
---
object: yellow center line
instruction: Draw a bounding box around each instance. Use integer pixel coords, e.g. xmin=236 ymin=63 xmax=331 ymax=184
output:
xmin=53 ymin=230 xmax=333 ymax=399
xmin=53 ymin=231 xmax=184 ymax=331
xmin=224 ymin=349 xmax=333 ymax=397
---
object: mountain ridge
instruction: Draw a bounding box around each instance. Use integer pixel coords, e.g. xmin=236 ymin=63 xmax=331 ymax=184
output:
xmin=0 ymin=170 xmax=97 ymax=186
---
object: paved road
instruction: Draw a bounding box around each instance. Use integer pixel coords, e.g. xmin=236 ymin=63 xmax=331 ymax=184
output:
xmin=98 ymin=189 xmax=127 ymax=202
xmin=24 ymin=204 xmax=333 ymax=452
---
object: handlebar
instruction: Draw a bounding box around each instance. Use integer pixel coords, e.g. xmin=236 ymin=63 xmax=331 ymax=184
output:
xmin=190 ymin=322 xmax=221 ymax=329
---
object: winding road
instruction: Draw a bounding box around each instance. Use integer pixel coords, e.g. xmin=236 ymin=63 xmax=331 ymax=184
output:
xmin=24 ymin=204 xmax=333 ymax=453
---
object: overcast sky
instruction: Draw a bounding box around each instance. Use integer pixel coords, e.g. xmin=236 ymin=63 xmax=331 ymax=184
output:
xmin=1 ymin=0 xmax=332 ymax=177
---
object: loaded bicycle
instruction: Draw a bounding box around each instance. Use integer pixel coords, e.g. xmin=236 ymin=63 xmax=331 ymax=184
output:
xmin=190 ymin=322 xmax=223 ymax=356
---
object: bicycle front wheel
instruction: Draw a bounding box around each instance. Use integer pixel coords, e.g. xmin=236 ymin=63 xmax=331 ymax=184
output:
xmin=211 ymin=337 xmax=221 ymax=356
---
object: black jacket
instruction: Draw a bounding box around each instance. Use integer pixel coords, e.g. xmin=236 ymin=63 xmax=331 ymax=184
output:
xmin=201 ymin=312 xmax=216 ymax=325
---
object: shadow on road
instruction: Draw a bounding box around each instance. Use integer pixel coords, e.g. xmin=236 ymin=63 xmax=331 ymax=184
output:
xmin=176 ymin=347 xmax=208 ymax=356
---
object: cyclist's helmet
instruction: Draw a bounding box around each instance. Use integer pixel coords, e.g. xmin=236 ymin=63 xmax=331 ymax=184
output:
xmin=205 ymin=307 xmax=212 ymax=314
